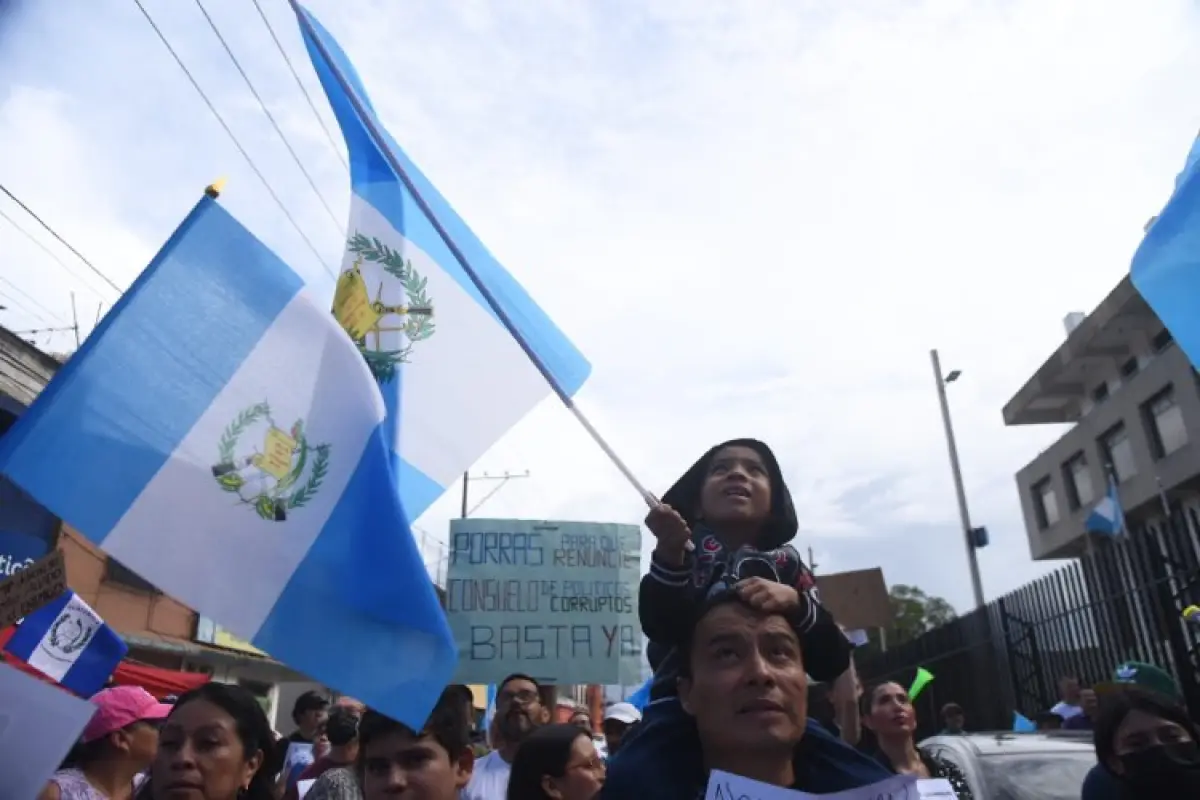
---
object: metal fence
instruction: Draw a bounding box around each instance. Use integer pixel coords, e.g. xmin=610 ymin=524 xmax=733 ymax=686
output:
xmin=858 ymin=503 xmax=1200 ymax=738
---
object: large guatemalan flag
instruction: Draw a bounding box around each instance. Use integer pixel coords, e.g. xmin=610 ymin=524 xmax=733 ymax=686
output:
xmin=0 ymin=194 xmax=455 ymax=728
xmin=292 ymin=3 xmax=592 ymax=520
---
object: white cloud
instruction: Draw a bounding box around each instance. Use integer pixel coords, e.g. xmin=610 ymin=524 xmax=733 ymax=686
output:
xmin=2 ymin=0 xmax=1199 ymax=612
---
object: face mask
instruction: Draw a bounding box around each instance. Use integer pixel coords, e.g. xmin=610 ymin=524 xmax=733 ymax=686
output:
xmin=1119 ymin=741 xmax=1200 ymax=792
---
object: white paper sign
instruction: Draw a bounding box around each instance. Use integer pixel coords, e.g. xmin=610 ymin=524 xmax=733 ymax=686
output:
xmin=0 ymin=663 xmax=97 ymax=800
xmin=704 ymin=770 xmax=957 ymax=800
xmin=297 ymin=779 xmax=316 ymax=799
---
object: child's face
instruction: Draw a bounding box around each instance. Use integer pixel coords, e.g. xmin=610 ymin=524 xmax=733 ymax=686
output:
xmin=698 ymin=445 xmax=772 ymax=529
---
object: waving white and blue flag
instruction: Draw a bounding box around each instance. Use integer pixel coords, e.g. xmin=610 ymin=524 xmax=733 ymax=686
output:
xmin=0 ymin=194 xmax=455 ymax=727
xmin=5 ymin=589 xmax=127 ymax=697
xmin=1085 ymin=476 xmax=1125 ymax=537
xmin=1132 ymin=129 xmax=1200 ymax=367
xmin=293 ymin=4 xmax=591 ymax=520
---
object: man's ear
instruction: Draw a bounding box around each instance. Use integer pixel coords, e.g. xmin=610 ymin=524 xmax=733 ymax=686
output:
xmin=677 ymin=676 xmax=695 ymax=716
xmin=453 ymin=746 xmax=476 ymax=790
xmin=536 ymin=705 xmax=551 ymax=724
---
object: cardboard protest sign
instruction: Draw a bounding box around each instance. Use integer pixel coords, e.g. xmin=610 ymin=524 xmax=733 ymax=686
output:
xmin=0 ymin=549 xmax=66 ymax=630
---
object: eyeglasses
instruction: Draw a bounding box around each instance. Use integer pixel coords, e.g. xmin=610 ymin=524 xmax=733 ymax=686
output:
xmin=497 ymin=689 xmax=539 ymax=706
xmin=567 ymin=755 xmax=606 ymax=774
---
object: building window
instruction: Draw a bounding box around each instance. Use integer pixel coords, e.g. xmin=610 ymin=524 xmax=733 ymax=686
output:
xmin=1143 ymin=386 xmax=1188 ymax=458
xmin=1152 ymin=328 xmax=1174 ymax=353
xmin=1091 ymin=383 xmax=1109 ymax=404
xmin=1099 ymin=423 xmax=1137 ymax=483
xmin=1062 ymin=452 xmax=1093 ymax=511
xmin=1120 ymin=357 xmax=1139 ymax=379
xmin=104 ymin=557 xmax=159 ymax=593
xmin=1032 ymin=478 xmax=1059 ymax=529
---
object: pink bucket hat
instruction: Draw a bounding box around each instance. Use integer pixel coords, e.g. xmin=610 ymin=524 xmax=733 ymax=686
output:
xmin=82 ymin=686 xmax=173 ymax=743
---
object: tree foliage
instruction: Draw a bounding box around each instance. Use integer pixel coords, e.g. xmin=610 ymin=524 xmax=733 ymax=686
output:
xmin=887 ymin=584 xmax=957 ymax=646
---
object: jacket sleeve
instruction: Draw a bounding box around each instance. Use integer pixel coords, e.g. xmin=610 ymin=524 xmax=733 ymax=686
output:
xmin=638 ymin=549 xmax=696 ymax=645
xmin=779 ymin=547 xmax=853 ymax=681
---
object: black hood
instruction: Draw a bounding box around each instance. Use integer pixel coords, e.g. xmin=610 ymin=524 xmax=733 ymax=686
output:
xmin=660 ymin=438 xmax=797 ymax=550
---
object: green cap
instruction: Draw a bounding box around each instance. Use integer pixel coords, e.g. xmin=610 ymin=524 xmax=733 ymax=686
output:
xmin=1096 ymin=661 xmax=1181 ymax=701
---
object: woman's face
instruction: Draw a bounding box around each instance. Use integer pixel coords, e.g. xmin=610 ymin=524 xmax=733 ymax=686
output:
xmin=543 ymin=735 xmax=605 ymax=800
xmin=1111 ymin=709 xmax=1194 ymax=769
xmin=568 ymin=713 xmax=592 ymax=733
xmin=867 ymin=683 xmax=916 ymax=737
xmin=152 ymin=699 xmax=263 ymax=800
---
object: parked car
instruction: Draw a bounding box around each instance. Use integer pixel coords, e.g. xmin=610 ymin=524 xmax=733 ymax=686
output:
xmin=919 ymin=731 xmax=1096 ymax=799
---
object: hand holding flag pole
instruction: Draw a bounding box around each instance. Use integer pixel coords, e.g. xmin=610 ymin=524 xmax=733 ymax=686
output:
xmin=289 ymin=1 xmax=657 ymax=509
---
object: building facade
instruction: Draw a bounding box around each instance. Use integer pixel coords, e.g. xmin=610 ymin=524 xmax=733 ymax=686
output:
xmin=1004 ymin=276 xmax=1200 ymax=560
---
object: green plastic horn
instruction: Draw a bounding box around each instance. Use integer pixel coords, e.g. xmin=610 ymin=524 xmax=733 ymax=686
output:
xmin=909 ymin=667 xmax=935 ymax=700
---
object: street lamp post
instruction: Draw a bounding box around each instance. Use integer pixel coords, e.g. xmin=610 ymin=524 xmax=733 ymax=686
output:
xmin=930 ymin=348 xmax=986 ymax=609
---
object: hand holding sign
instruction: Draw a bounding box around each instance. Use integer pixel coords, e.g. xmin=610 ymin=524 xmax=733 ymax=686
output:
xmin=703 ymin=770 xmax=957 ymax=800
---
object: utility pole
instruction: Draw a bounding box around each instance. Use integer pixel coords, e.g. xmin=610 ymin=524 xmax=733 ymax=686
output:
xmin=930 ymin=348 xmax=986 ymax=610
xmin=808 ymin=546 xmax=818 ymax=574
xmin=70 ymin=291 xmax=80 ymax=348
xmin=460 ymin=470 xmax=531 ymax=518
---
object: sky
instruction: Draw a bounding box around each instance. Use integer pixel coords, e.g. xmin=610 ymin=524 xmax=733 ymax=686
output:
xmin=1 ymin=0 xmax=1199 ymax=614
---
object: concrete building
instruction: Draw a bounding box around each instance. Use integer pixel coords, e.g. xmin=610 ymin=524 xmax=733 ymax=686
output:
xmin=1004 ymin=275 xmax=1200 ymax=559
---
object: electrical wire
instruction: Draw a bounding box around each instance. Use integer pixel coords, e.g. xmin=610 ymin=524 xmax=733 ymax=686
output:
xmin=0 ymin=202 xmax=114 ymax=301
xmin=192 ymin=0 xmax=344 ymax=232
xmin=250 ymin=0 xmax=348 ymax=172
xmin=0 ymin=275 xmax=65 ymax=326
xmin=130 ymin=0 xmax=336 ymax=278
xmin=0 ymin=183 xmax=122 ymax=294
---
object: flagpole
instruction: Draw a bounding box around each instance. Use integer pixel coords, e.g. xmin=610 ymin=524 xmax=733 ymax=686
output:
xmin=290 ymin=4 xmax=656 ymax=508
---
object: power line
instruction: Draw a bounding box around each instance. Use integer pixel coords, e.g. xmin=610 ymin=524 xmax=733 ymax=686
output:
xmin=0 ymin=275 xmax=63 ymax=326
xmin=0 ymin=201 xmax=114 ymax=301
xmin=249 ymin=0 xmax=348 ymax=172
xmin=192 ymin=0 xmax=343 ymax=232
xmin=0 ymin=183 xmax=122 ymax=294
xmin=131 ymin=0 xmax=336 ymax=278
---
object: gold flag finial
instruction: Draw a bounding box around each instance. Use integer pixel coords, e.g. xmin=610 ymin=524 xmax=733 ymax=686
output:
xmin=205 ymin=178 xmax=227 ymax=198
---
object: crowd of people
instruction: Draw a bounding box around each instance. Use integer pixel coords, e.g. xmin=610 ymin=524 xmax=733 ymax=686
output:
xmin=32 ymin=438 xmax=1200 ymax=798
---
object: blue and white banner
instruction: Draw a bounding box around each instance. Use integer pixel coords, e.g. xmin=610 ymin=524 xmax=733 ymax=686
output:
xmin=0 ymin=473 xmax=59 ymax=575
xmin=1132 ymin=130 xmax=1200 ymax=368
xmin=5 ymin=589 xmax=127 ymax=697
xmin=1085 ymin=476 xmax=1124 ymax=537
xmin=0 ymin=195 xmax=455 ymax=727
xmin=294 ymin=5 xmax=591 ymax=520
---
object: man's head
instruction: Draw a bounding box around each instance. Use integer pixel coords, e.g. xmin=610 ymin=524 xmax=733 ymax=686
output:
xmin=1096 ymin=662 xmax=1183 ymax=703
xmin=661 ymin=439 xmax=797 ymax=549
xmin=357 ymin=687 xmax=474 ymax=800
xmin=325 ymin=703 xmax=363 ymax=761
xmin=678 ymin=596 xmax=808 ymax=761
xmin=941 ymin=702 xmax=965 ymax=733
xmin=1058 ymin=676 xmax=1081 ymax=704
xmin=292 ymin=691 xmax=329 ymax=738
xmin=601 ymin=702 xmax=641 ymax=756
xmin=1080 ymin=688 xmax=1099 ymax=718
xmin=495 ymin=674 xmax=550 ymax=747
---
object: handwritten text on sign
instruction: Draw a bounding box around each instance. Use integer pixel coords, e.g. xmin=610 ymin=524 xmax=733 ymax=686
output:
xmin=446 ymin=518 xmax=641 ymax=685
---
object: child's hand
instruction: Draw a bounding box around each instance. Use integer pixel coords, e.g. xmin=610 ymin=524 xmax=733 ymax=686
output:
xmin=736 ymin=577 xmax=801 ymax=613
xmin=646 ymin=503 xmax=691 ymax=565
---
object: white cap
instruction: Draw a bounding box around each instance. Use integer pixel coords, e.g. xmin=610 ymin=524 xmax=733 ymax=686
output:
xmin=604 ymin=702 xmax=642 ymax=725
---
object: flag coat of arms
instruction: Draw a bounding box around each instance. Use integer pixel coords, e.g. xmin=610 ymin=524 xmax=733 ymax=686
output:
xmin=5 ymin=589 xmax=128 ymax=697
xmin=294 ymin=4 xmax=591 ymax=520
xmin=0 ymin=194 xmax=455 ymax=727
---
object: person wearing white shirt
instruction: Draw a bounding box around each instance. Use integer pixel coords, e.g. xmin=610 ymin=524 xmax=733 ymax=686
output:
xmin=461 ymin=674 xmax=550 ymax=800
xmin=1049 ymin=675 xmax=1084 ymax=720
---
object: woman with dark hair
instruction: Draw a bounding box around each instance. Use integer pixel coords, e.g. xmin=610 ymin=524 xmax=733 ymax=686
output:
xmin=859 ymin=682 xmax=972 ymax=799
xmin=146 ymin=682 xmax=275 ymax=800
xmin=507 ymin=724 xmax=605 ymax=800
xmin=1092 ymin=685 xmax=1200 ymax=795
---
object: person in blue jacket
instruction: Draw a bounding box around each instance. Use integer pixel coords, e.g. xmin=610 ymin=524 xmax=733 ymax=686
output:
xmin=604 ymin=571 xmax=891 ymax=798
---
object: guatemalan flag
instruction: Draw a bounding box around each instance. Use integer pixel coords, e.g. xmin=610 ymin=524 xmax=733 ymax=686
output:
xmin=5 ymin=590 xmax=127 ymax=697
xmin=292 ymin=4 xmax=591 ymax=520
xmin=1085 ymin=476 xmax=1124 ymax=537
xmin=1132 ymin=129 xmax=1200 ymax=369
xmin=0 ymin=194 xmax=454 ymax=728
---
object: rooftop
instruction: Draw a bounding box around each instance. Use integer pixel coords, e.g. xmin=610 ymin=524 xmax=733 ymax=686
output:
xmin=1002 ymin=276 xmax=1161 ymax=426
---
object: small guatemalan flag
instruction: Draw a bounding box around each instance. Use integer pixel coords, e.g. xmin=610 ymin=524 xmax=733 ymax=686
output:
xmin=5 ymin=589 xmax=128 ymax=697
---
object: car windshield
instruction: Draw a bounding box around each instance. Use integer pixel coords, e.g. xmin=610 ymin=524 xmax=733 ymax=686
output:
xmin=978 ymin=751 xmax=1098 ymax=800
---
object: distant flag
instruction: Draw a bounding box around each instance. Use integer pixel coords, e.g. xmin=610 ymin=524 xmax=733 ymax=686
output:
xmin=1132 ymin=129 xmax=1200 ymax=368
xmin=0 ymin=191 xmax=455 ymax=728
xmin=5 ymin=590 xmax=127 ymax=697
xmin=482 ymin=684 xmax=497 ymax=743
xmin=627 ymin=676 xmax=653 ymax=712
xmin=1085 ymin=476 xmax=1125 ymax=537
xmin=291 ymin=3 xmax=591 ymax=520
xmin=1013 ymin=711 xmax=1037 ymax=733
